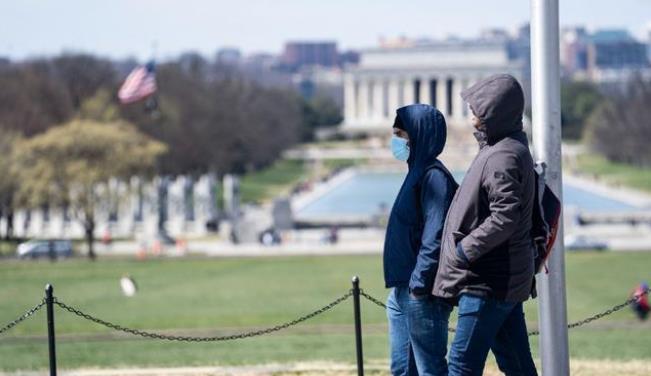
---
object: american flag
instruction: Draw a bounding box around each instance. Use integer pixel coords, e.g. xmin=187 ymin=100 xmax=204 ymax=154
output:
xmin=118 ymin=61 xmax=157 ymax=104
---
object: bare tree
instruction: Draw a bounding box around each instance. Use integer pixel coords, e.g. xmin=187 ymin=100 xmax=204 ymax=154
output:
xmin=585 ymin=75 xmax=651 ymax=167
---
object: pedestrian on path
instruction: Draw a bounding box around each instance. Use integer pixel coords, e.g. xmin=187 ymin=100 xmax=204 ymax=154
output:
xmin=433 ymin=74 xmax=538 ymax=376
xmin=383 ymin=104 xmax=458 ymax=375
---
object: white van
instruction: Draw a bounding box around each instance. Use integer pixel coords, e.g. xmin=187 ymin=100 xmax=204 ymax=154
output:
xmin=16 ymin=240 xmax=74 ymax=259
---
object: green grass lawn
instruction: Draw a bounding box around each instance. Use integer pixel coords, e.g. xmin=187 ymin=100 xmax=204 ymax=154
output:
xmin=574 ymin=153 xmax=651 ymax=193
xmin=322 ymin=158 xmax=364 ymax=170
xmin=238 ymin=158 xmax=364 ymax=204
xmin=240 ymin=159 xmax=308 ymax=204
xmin=0 ymin=252 xmax=650 ymax=371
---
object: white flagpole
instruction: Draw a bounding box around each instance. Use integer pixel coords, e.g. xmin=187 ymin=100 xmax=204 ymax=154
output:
xmin=530 ymin=0 xmax=570 ymax=375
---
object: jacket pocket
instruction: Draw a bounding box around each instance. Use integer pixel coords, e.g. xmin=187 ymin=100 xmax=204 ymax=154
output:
xmin=448 ymin=231 xmax=467 ymax=267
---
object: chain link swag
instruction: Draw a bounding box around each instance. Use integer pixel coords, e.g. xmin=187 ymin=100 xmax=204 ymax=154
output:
xmin=0 ymin=299 xmax=46 ymax=335
xmin=360 ymin=287 xmax=650 ymax=337
xmin=53 ymin=292 xmax=352 ymax=342
xmin=0 ymin=287 xmax=648 ymax=340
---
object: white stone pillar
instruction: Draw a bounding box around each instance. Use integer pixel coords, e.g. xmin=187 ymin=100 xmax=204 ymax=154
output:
xmin=372 ymin=79 xmax=385 ymax=122
xmin=461 ymin=77 xmax=471 ymax=119
xmin=420 ymin=78 xmax=431 ymax=105
xmin=343 ymin=74 xmax=357 ymax=125
xmin=452 ymin=77 xmax=465 ymax=121
xmin=357 ymin=79 xmax=370 ymax=123
xmin=403 ymin=78 xmax=416 ymax=105
xmin=437 ymin=76 xmax=449 ymax=116
xmin=388 ymin=78 xmax=401 ymax=118
xmin=397 ymin=80 xmax=405 ymax=107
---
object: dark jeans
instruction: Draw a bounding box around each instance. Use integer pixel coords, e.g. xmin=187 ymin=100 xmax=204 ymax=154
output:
xmin=387 ymin=287 xmax=453 ymax=376
xmin=448 ymin=294 xmax=538 ymax=376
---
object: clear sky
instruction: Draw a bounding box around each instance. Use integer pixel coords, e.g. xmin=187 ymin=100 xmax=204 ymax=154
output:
xmin=1 ymin=0 xmax=650 ymax=61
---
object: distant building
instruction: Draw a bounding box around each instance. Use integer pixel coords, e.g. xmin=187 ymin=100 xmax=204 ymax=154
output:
xmin=509 ymin=24 xmax=531 ymax=93
xmin=587 ymin=29 xmax=650 ymax=83
xmin=281 ymin=42 xmax=339 ymax=70
xmin=240 ymin=53 xmax=292 ymax=88
xmin=338 ymin=50 xmax=360 ymax=66
xmin=292 ymin=66 xmax=344 ymax=105
xmin=480 ymin=28 xmax=511 ymax=41
xmin=560 ymin=27 xmax=589 ymax=76
xmin=341 ymin=35 xmax=526 ymax=131
xmin=589 ymin=30 xmax=648 ymax=69
xmin=559 ymin=27 xmax=651 ymax=83
xmin=216 ymin=48 xmax=242 ymax=65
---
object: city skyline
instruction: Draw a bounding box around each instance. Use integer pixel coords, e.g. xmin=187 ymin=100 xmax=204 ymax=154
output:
xmin=1 ymin=0 xmax=650 ymax=61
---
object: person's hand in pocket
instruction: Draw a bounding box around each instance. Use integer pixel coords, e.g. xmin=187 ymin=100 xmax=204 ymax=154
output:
xmin=409 ymin=288 xmax=428 ymax=300
xmin=456 ymin=243 xmax=470 ymax=267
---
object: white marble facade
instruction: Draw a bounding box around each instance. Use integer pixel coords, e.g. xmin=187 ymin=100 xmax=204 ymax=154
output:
xmin=3 ymin=174 xmax=226 ymax=240
xmin=342 ymin=40 xmax=525 ymax=129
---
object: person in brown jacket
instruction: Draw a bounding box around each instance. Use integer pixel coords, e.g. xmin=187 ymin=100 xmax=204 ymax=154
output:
xmin=432 ymin=74 xmax=538 ymax=376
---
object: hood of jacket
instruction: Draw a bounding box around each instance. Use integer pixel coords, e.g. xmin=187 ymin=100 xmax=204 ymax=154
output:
xmin=395 ymin=104 xmax=447 ymax=174
xmin=461 ymin=74 xmax=525 ymax=145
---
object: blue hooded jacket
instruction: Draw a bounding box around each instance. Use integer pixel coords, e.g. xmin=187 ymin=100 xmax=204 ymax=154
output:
xmin=383 ymin=104 xmax=458 ymax=295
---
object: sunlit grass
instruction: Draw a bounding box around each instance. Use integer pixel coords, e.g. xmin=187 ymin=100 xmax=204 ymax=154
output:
xmin=0 ymin=251 xmax=650 ymax=370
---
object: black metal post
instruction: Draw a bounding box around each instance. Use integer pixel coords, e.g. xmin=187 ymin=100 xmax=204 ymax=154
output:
xmin=45 ymin=284 xmax=57 ymax=376
xmin=352 ymin=276 xmax=364 ymax=376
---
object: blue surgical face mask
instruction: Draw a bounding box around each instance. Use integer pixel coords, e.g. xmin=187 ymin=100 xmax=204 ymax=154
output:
xmin=391 ymin=135 xmax=410 ymax=162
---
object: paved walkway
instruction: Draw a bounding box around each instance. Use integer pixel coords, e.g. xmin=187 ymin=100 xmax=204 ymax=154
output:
xmin=4 ymin=360 xmax=651 ymax=376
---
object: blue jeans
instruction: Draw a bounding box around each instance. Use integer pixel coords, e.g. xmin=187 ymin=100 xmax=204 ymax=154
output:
xmin=387 ymin=287 xmax=453 ymax=376
xmin=448 ymin=294 xmax=538 ymax=376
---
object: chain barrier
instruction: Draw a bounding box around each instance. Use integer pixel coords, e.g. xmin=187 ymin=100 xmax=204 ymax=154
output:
xmin=0 ymin=299 xmax=46 ymax=335
xmin=52 ymin=291 xmax=352 ymax=342
xmin=528 ymin=286 xmax=650 ymax=336
xmin=358 ymin=290 xmax=387 ymax=309
xmin=1 ymin=287 xmax=649 ymax=340
xmin=360 ymin=287 xmax=651 ymax=337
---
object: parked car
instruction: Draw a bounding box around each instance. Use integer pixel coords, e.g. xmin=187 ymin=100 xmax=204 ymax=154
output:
xmin=258 ymin=228 xmax=282 ymax=246
xmin=564 ymin=235 xmax=608 ymax=251
xmin=17 ymin=239 xmax=74 ymax=259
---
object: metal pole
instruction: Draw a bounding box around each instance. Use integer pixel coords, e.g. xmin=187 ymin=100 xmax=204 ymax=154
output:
xmin=530 ymin=1 xmax=570 ymax=375
xmin=45 ymin=284 xmax=57 ymax=376
xmin=351 ymin=276 xmax=364 ymax=376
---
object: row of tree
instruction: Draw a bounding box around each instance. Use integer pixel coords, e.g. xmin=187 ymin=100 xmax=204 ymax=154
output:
xmin=0 ymin=53 xmax=342 ymax=252
xmin=2 ymin=119 xmax=166 ymax=258
xmin=0 ymin=54 xmax=341 ymax=174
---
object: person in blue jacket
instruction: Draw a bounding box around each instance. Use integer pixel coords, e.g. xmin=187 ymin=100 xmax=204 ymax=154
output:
xmin=384 ymin=104 xmax=458 ymax=376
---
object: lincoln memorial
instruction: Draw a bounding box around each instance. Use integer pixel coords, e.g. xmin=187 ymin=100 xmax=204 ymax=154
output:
xmin=341 ymin=38 xmax=528 ymax=131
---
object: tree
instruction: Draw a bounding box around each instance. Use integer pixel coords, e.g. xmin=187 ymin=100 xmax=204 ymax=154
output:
xmin=560 ymin=81 xmax=603 ymax=140
xmin=12 ymin=119 xmax=166 ymax=259
xmin=0 ymin=55 xmax=118 ymax=137
xmin=1 ymin=52 xmax=306 ymax=208
xmin=121 ymin=61 xmax=302 ymax=176
xmin=79 ymin=88 xmax=121 ymax=122
xmin=0 ymin=131 xmax=22 ymax=239
xmin=0 ymin=61 xmax=74 ymax=136
xmin=585 ymin=75 xmax=651 ymax=166
xmin=300 ymin=94 xmax=343 ymax=141
xmin=50 ymin=54 xmax=117 ymax=110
